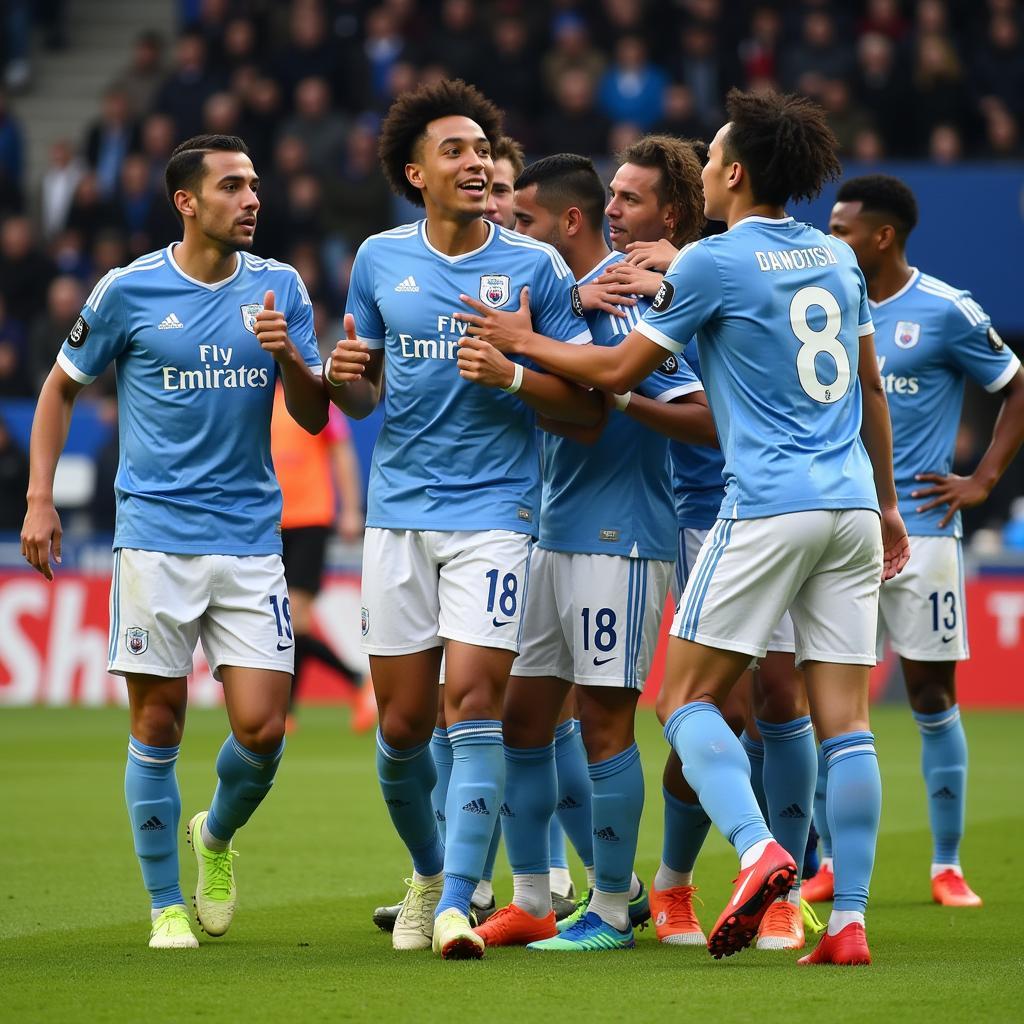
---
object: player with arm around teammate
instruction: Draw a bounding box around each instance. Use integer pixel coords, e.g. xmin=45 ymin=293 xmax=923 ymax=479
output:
xmin=825 ymin=174 xmax=1024 ymax=909
xmin=322 ymin=80 xmax=601 ymax=960
xmin=21 ymin=134 xmax=328 ymax=949
xmin=458 ymin=89 xmax=911 ymax=966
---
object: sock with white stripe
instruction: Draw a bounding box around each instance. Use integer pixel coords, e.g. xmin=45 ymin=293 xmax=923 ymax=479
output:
xmin=125 ymin=737 xmax=183 ymax=911
xmin=823 ymin=731 xmax=881 ymax=913
xmin=207 ymin=734 xmax=285 ymax=843
xmin=758 ymin=715 xmax=817 ymax=897
xmin=665 ymin=703 xmax=773 ymax=859
xmin=913 ymin=705 xmax=967 ymax=867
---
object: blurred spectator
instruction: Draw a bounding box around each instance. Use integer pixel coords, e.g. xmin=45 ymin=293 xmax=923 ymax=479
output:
xmin=929 ymin=122 xmax=963 ymax=164
xmin=282 ymin=76 xmax=349 ymax=177
xmin=672 ymin=21 xmax=728 ymax=127
xmin=915 ymin=0 xmax=952 ymax=39
xmin=29 ymin=275 xmax=84 ymax=390
xmin=973 ymin=14 xmax=1024 ymax=119
xmin=271 ymin=2 xmax=339 ymax=110
xmin=49 ymin=228 xmax=92 ymax=282
xmin=982 ymin=102 xmax=1023 ymax=158
xmin=540 ymin=68 xmax=613 ymax=158
xmin=152 ymin=30 xmax=227 ymax=140
xmin=854 ymin=32 xmax=916 ymax=157
xmin=0 ymin=414 xmax=29 ymax=530
xmin=90 ymin=231 xmax=130 ymax=292
xmin=653 ymin=83 xmax=713 ymax=141
xmin=2 ymin=0 xmax=32 ymax=91
xmin=111 ymin=31 xmax=166 ymax=117
xmin=597 ymin=36 xmax=667 ymax=130
xmin=739 ymin=6 xmax=782 ymax=86
xmin=542 ymin=14 xmax=606 ymax=100
xmin=359 ymin=6 xmax=410 ymax=109
xmin=66 ymin=173 xmax=123 ymax=254
xmin=238 ymin=75 xmax=283 ymax=171
xmin=0 ymin=216 xmax=54 ymax=329
xmin=820 ymin=79 xmax=874 ymax=157
xmin=85 ymin=87 xmax=141 ymax=199
xmin=0 ymin=87 xmax=24 ymax=215
xmin=202 ymin=91 xmax=243 ymax=136
xmin=424 ymin=0 xmax=480 ymax=83
xmin=38 ymin=138 xmax=84 ymax=240
xmin=477 ymin=17 xmax=541 ymax=137
xmin=0 ymin=295 xmax=30 ymax=397
xmin=139 ymin=113 xmax=177 ymax=186
xmin=780 ymin=10 xmax=855 ymax=93
xmin=852 ymin=127 xmax=886 ymax=162
xmin=595 ymin=0 xmax=648 ymax=54
xmin=913 ymin=33 xmax=975 ymax=151
xmin=117 ymin=154 xmax=158 ymax=257
xmin=221 ymin=16 xmax=261 ymax=76
xmin=859 ymin=0 xmax=911 ymax=43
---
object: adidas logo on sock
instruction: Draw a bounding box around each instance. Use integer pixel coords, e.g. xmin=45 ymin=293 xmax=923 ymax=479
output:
xmin=435 ymin=809 xmax=446 ymax=823
xmin=593 ymin=826 xmax=620 ymax=842
xmin=557 ymin=795 xmax=581 ymax=811
xmin=931 ymin=786 xmax=957 ymax=800
xmin=779 ymin=803 xmax=806 ymax=819
xmin=394 ymin=276 xmax=420 ymax=292
xmin=499 ymin=802 xmax=515 ymax=817
xmin=157 ymin=312 xmax=184 ymax=330
xmin=385 ymin=797 xmax=410 ymax=808
xmin=140 ymin=816 xmax=166 ymax=831
xmin=462 ymin=798 xmax=490 ymax=815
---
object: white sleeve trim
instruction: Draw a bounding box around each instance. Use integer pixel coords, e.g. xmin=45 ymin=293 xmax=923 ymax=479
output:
xmin=857 ymin=321 xmax=875 ymax=338
xmin=562 ymin=328 xmax=592 ymax=346
xmin=985 ymin=354 xmax=1021 ymax=393
xmin=56 ymin=349 xmax=96 ymax=385
xmin=358 ymin=335 xmax=385 ymax=350
xmin=306 ymin=360 xmax=324 ymax=374
xmin=656 ymin=382 xmax=704 ymax=403
xmin=634 ymin=319 xmax=684 ymax=354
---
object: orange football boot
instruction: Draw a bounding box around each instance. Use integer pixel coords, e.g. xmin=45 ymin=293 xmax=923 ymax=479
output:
xmin=473 ymin=903 xmax=557 ymax=946
xmin=650 ymin=885 xmax=706 ymax=945
xmin=798 ymin=922 xmax=871 ymax=966
xmin=756 ymin=898 xmax=805 ymax=950
xmin=801 ymin=860 xmax=835 ymax=903
xmin=931 ymin=869 xmax=983 ymax=907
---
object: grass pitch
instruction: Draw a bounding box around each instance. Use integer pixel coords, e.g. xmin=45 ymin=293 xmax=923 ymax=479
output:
xmin=1 ymin=704 xmax=1022 ymax=1023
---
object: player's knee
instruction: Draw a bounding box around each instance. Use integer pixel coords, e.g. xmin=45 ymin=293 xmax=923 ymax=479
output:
xmin=378 ymin=708 xmax=432 ymax=750
xmin=130 ymin=701 xmax=184 ymax=747
xmin=233 ymin=716 xmax=286 ymax=756
xmin=909 ymin=682 xmax=956 ymax=716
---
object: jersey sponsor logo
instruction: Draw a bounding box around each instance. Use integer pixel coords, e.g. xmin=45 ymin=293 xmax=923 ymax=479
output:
xmin=157 ymin=313 xmax=185 ymax=330
xmin=570 ymin=283 xmax=585 ymax=318
xmin=125 ymin=626 xmax=148 ymax=655
xmin=479 ymin=274 xmax=511 ymax=309
xmin=652 ymin=279 xmax=674 ymax=313
xmin=67 ymin=316 xmax=90 ymax=348
xmin=894 ymin=320 xmax=921 ymax=349
xmin=162 ymin=344 xmax=270 ymax=391
xmin=754 ymin=246 xmax=838 ymax=272
xmin=240 ymin=302 xmax=264 ymax=333
xmin=988 ymin=327 xmax=1005 ymax=352
xmin=660 ymin=355 xmax=678 ymax=375
xmin=876 ymin=356 xmax=919 ymax=396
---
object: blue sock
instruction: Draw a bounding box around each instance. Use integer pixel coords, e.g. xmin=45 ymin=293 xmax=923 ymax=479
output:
xmin=554 ymin=719 xmax=594 ymax=868
xmin=757 ymin=716 xmax=817 ymax=884
xmin=549 ymin=817 xmax=569 ymax=870
xmin=429 ymin=727 xmax=453 ymax=843
xmin=588 ymin=743 xmax=644 ymax=894
xmin=665 ymin=704 xmax=772 ymax=857
xmin=501 ymin=743 xmax=556 ymax=876
xmin=913 ymin=705 xmax=967 ymax=865
xmin=481 ymin=817 xmax=501 ymax=883
xmin=814 ymin=744 xmax=832 ymax=858
xmin=822 ymin=731 xmax=881 ymax=913
xmin=206 ymin=734 xmax=284 ymax=843
xmin=660 ymin=785 xmax=711 ymax=874
xmin=739 ymin=729 xmax=769 ymax=819
xmin=125 ymin=737 xmax=183 ymax=910
xmin=375 ymin=732 xmax=444 ymax=877
xmin=438 ymin=719 xmax=504 ymax=916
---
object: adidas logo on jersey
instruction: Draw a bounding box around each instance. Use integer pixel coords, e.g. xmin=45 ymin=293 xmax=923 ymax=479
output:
xmin=593 ymin=826 xmax=620 ymax=842
xmin=557 ymin=795 xmax=581 ymax=811
xmin=931 ymin=786 xmax=957 ymax=800
xmin=157 ymin=313 xmax=185 ymax=330
xmin=394 ymin=276 xmax=420 ymax=292
xmin=140 ymin=815 xmax=166 ymax=831
xmin=462 ymin=798 xmax=490 ymax=815
xmin=779 ymin=803 xmax=806 ymax=819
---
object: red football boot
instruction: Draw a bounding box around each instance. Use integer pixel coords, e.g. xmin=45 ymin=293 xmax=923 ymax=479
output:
xmin=798 ymin=921 xmax=871 ymax=965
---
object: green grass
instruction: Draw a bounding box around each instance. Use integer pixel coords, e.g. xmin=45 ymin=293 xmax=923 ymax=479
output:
xmin=1 ymin=706 xmax=1022 ymax=1023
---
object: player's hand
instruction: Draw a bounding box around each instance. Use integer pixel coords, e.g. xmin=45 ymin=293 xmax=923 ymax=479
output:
xmin=337 ymin=505 xmax=364 ymax=543
xmin=596 ymin=262 xmax=663 ymax=299
xmin=455 ymin=286 xmax=534 ymax=354
xmin=625 ymin=238 xmax=679 ymax=271
xmin=21 ymin=499 xmax=62 ymax=581
xmin=253 ymin=290 xmax=293 ymax=361
xmin=879 ymin=506 xmax=911 ymax=581
xmin=912 ymin=472 xmax=990 ymax=530
xmin=326 ymin=314 xmax=371 ymax=384
xmin=578 ymin=281 xmax=637 ymax=317
xmin=457 ymin=335 xmax=518 ymax=389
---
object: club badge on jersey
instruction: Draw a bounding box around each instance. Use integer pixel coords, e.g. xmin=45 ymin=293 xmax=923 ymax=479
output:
xmin=479 ymin=275 xmax=511 ymax=308
xmin=240 ymin=303 xmax=264 ymax=333
xmin=894 ymin=321 xmax=920 ymax=349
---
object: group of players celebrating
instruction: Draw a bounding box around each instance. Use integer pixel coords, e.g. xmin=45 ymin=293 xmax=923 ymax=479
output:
xmin=21 ymin=75 xmax=1023 ymax=965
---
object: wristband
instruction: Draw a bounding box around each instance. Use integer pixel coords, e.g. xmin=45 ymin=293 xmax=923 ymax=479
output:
xmin=323 ymin=359 xmax=346 ymax=388
xmin=502 ymin=362 xmax=524 ymax=394
xmin=613 ymin=391 xmax=632 ymax=411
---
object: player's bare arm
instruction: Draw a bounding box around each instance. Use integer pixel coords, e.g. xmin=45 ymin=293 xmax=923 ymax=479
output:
xmin=622 ymin=389 xmax=718 ymax=447
xmin=325 ymin=313 xmax=384 ymax=420
xmin=21 ymin=364 xmax=86 ymax=580
xmin=254 ymin=289 xmax=328 ymax=434
xmin=912 ymin=366 xmax=1024 ymax=529
xmin=624 ymin=238 xmax=679 ymax=271
xmin=457 ymin=286 xmax=667 ymax=394
xmin=857 ymin=331 xmax=911 ymax=579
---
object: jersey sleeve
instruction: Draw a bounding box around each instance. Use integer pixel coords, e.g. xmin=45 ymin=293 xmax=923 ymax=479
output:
xmin=286 ymin=270 xmax=321 ymax=370
xmin=55 ymin=273 xmax=130 ymax=384
xmin=635 ymin=346 xmax=704 ymax=402
xmin=634 ymin=241 xmax=722 ymax=354
xmin=855 ymin=266 xmax=874 ymax=337
xmin=944 ymin=294 xmax=1020 ymax=393
xmin=530 ymin=250 xmax=592 ymax=346
xmin=345 ymin=241 xmax=386 ymax=349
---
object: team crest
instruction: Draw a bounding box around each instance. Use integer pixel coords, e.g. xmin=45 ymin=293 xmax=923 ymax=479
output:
xmin=479 ymin=274 xmax=511 ymax=309
xmin=361 ymin=606 xmax=369 ymax=637
xmin=894 ymin=321 xmax=920 ymax=349
xmin=240 ymin=302 xmax=264 ymax=333
xmin=125 ymin=627 xmax=149 ymax=656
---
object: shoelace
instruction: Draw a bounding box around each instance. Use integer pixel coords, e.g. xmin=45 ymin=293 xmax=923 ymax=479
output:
xmin=760 ymin=900 xmax=799 ymax=935
xmin=400 ymin=878 xmax=434 ymax=928
xmin=661 ymin=885 xmax=703 ymax=929
xmin=154 ymin=907 xmax=190 ymax=933
xmin=479 ymin=905 xmax=520 ymax=938
xmin=202 ymin=849 xmax=238 ymax=899
xmin=800 ymin=897 xmax=826 ymax=935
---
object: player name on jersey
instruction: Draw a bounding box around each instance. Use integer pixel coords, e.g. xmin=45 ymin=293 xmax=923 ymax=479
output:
xmin=755 ymin=245 xmax=839 ymax=272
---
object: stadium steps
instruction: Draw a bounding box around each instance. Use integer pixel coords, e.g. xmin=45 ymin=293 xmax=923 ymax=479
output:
xmin=11 ymin=0 xmax=177 ymax=199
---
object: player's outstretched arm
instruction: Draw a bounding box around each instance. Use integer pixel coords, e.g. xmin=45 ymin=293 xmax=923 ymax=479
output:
xmin=324 ymin=314 xmax=384 ymax=420
xmin=621 ymin=390 xmax=718 ymax=447
xmin=857 ymin=332 xmax=910 ymax=580
xmin=255 ymin=290 xmax=329 ymax=434
xmin=912 ymin=367 xmax=1024 ymax=529
xmin=22 ymin=364 xmax=86 ymax=580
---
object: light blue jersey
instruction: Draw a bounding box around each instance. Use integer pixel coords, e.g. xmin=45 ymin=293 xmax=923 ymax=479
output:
xmin=540 ymin=251 xmax=703 ymax=560
xmin=669 ymin=339 xmax=725 ymax=531
xmin=869 ymin=269 xmax=1020 ymax=538
xmin=636 ymin=216 xmax=878 ymax=520
xmin=57 ymin=245 xmax=321 ymax=555
xmin=347 ymin=220 xmax=591 ymax=534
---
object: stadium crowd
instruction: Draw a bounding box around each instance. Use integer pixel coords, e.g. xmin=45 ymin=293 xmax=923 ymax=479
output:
xmin=1 ymin=0 xmax=1022 ymax=531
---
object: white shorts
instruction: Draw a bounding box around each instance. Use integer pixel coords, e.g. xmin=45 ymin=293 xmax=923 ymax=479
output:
xmin=107 ymin=549 xmax=294 ymax=680
xmin=514 ymin=548 xmax=674 ymax=690
xmin=671 ymin=509 xmax=882 ymax=666
xmin=877 ymin=535 xmax=968 ymax=661
xmin=673 ymin=527 xmax=795 ymax=654
xmin=360 ymin=528 xmax=533 ymax=656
